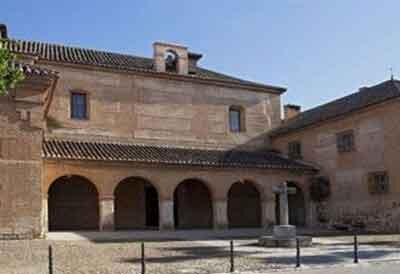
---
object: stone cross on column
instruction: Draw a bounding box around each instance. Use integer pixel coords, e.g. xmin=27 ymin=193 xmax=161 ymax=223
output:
xmin=273 ymin=182 xmax=296 ymax=226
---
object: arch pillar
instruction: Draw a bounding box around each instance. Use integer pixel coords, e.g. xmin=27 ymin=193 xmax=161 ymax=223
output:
xmin=302 ymin=184 xmax=314 ymax=227
xmin=262 ymin=195 xmax=276 ymax=229
xmin=99 ymin=195 xmax=114 ymax=231
xmin=41 ymin=194 xmax=49 ymax=236
xmin=213 ymin=199 xmax=228 ymax=230
xmin=159 ymin=198 xmax=174 ymax=230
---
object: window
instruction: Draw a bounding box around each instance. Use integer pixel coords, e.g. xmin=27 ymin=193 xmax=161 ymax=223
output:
xmin=229 ymin=107 xmax=243 ymax=133
xmin=71 ymin=92 xmax=88 ymax=120
xmin=368 ymin=171 xmax=389 ymax=194
xmin=165 ymin=50 xmax=178 ymax=73
xmin=288 ymin=141 xmax=302 ymax=159
xmin=337 ymin=130 xmax=354 ymax=153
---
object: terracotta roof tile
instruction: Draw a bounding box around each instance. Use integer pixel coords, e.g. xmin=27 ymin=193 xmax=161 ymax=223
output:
xmin=2 ymin=38 xmax=285 ymax=93
xmin=43 ymin=139 xmax=316 ymax=171
xmin=15 ymin=62 xmax=58 ymax=77
xmin=270 ymin=79 xmax=400 ymax=137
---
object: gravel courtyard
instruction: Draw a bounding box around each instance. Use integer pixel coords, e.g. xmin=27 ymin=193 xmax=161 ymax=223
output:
xmin=2 ymin=234 xmax=400 ymax=274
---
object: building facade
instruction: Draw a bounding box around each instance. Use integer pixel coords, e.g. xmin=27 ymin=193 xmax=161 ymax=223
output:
xmin=2 ymin=24 xmax=398 ymax=239
xmin=0 ymin=25 xmax=315 ymax=239
xmin=270 ymin=80 xmax=400 ymax=232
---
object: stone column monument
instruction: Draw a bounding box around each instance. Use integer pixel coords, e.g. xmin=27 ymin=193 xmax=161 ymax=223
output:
xmin=259 ymin=182 xmax=312 ymax=247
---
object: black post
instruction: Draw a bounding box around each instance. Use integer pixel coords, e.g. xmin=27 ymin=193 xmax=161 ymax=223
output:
xmin=354 ymin=234 xmax=359 ymax=264
xmin=48 ymin=245 xmax=53 ymax=274
xmin=141 ymin=242 xmax=146 ymax=274
xmin=230 ymin=240 xmax=235 ymax=273
xmin=296 ymin=238 xmax=301 ymax=268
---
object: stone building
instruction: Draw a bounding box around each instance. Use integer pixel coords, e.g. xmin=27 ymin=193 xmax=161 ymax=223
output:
xmin=2 ymin=23 xmax=398 ymax=239
xmin=0 ymin=25 xmax=316 ymax=239
xmin=270 ymin=79 xmax=400 ymax=232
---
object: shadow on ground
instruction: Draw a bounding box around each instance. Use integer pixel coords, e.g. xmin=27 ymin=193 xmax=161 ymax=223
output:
xmin=120 ymin=242 xmax=400 ymax=267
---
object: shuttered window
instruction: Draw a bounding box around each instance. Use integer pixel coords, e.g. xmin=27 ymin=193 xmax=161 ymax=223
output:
xmin=71 ymin=92 xmax=88 ymax=119
xmin=368 ymin=171 xmax=389 ymax=194
xmin=337 ymin=130 xmax=355 ymax=153
xmin=288 ymin=141 xmax=302 ymax=159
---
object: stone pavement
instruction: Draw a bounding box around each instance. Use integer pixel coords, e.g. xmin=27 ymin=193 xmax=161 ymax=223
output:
xmin=2 ymin=233 xmax=400 ymax=274
xmin=257 ymin=261 xmax=400 ymax=274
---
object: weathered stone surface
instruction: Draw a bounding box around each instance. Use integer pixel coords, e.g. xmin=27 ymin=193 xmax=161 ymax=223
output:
xmin=259 ymin=235 xmax=312 ymax=247
xmin=42 ymin=63 xmax=281 ymax=150
xmin=271 ymin=98 xmax=400 ymax=232
xmin=273 ymin=225 xmax=297 ymax=239
xmin=0 ymin=97 xmax=43 ymax=239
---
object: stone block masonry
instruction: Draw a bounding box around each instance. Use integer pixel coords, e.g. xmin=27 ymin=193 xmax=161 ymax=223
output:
xmin=0 ymin=97 xmax=44 ymax=239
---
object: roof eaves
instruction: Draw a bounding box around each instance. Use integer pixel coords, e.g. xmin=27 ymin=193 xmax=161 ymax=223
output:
xmin=40 ymin=58 xmax=285 ymax=94
xmin=5 ymin=38 xmax=286 ymax=94
xmin=270 ymin=80 xmax=400 ymax=137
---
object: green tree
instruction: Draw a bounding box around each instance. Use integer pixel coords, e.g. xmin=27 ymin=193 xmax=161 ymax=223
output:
xmin=0 ymin=41 xmax=24 ymax=96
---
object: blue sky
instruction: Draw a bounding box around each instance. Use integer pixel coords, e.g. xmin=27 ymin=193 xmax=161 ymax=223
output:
xmin=2 ymin=1 xmax=399 ymax=110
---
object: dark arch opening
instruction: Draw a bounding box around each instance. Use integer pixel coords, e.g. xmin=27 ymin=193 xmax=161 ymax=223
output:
xmin=165 ymin=49 xmax=178 ymax=73
xmin=174 ymin=179 xmax=213 ymax=229
xmin=48 ymin=175 xmax=99 ymax=231
xmin=228 ymin=181 xmax=261 ymax=228
xmin=114 ymin=177 xmax=159 ymax=230
xmin=275 ymin=182 xmax=306 ymax=226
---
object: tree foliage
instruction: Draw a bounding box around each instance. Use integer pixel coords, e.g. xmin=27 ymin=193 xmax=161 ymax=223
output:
xmin=0 ymin=41 xmax=24 ymax=96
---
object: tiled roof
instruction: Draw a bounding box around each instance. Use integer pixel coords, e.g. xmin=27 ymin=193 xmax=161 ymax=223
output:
xmin=2 ymin=39 xmax=285 ymax=93
xmin=270 ymin=79 xmax=400 ymax=137
xmin=15 ymin=62 xmax=58 ymax=77
xmin=42 ymin=139 xmax=316 ymax=171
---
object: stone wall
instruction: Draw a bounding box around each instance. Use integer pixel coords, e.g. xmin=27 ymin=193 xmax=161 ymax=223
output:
xmin=39 ymin=63 xmax=281 ymax=150
xmin=271 ymin=98 xmax=400 ymax=232
xmin=0 ymin=96 xmax=43 ymax=239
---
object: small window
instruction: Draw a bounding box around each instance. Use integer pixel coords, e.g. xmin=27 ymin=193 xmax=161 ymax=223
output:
xmin=165 ymin=50 xmax=178 ymax=73
xmin=337 ymin=130 xmax=354 ymax=153
xmin=368 ymin=171 xmax=389 ymax=194
xmin=71 ymin=92 xmax=88 ymax=120
xmin=288 ymin=141 xmax=302 ymax=159
xmin=229 ymin=107 xmax=244 ymax=133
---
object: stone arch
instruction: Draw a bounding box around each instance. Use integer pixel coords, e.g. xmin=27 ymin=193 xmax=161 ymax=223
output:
xmin=48 ymin=175 xmax=99 ymax=231
xmin=228 ymin=180 xmax=262 ymax=228
xmin=174 ymin=178 xmax=213 ymax=229
xmin=165 ymin=49 xmax=179 ymax=73
xmin=114 ymin=177 xmax=159 ymax=230
xmin=275 ymin=181 xmax=306 ymax=226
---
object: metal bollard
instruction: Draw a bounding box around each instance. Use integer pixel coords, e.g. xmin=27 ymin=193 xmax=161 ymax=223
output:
xmin=230 ymin=240 xmax=235 ymax=273
xmin=354 ymin=234 xmax=359 ymax=263
xmin=141 ymin=242 xmax=146 ymax=274
xmin=48 ymin=245 xmax=54 ymax=274
xmin=296 ymin=238 xmax=301 ymax=268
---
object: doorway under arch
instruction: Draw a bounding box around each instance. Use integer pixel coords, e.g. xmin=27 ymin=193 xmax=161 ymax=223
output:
xmin=275 ymin=182 xmax=306 ymax=226
xmin=48 ymin=175 xmax=99 ymax=231
xmin=114 ymin=177 xmax=159 ymax=230
xmin=228 ymin=181 xmax=262 ymax=228
xmin=174 ymin=179 xmax=213 ymax=229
